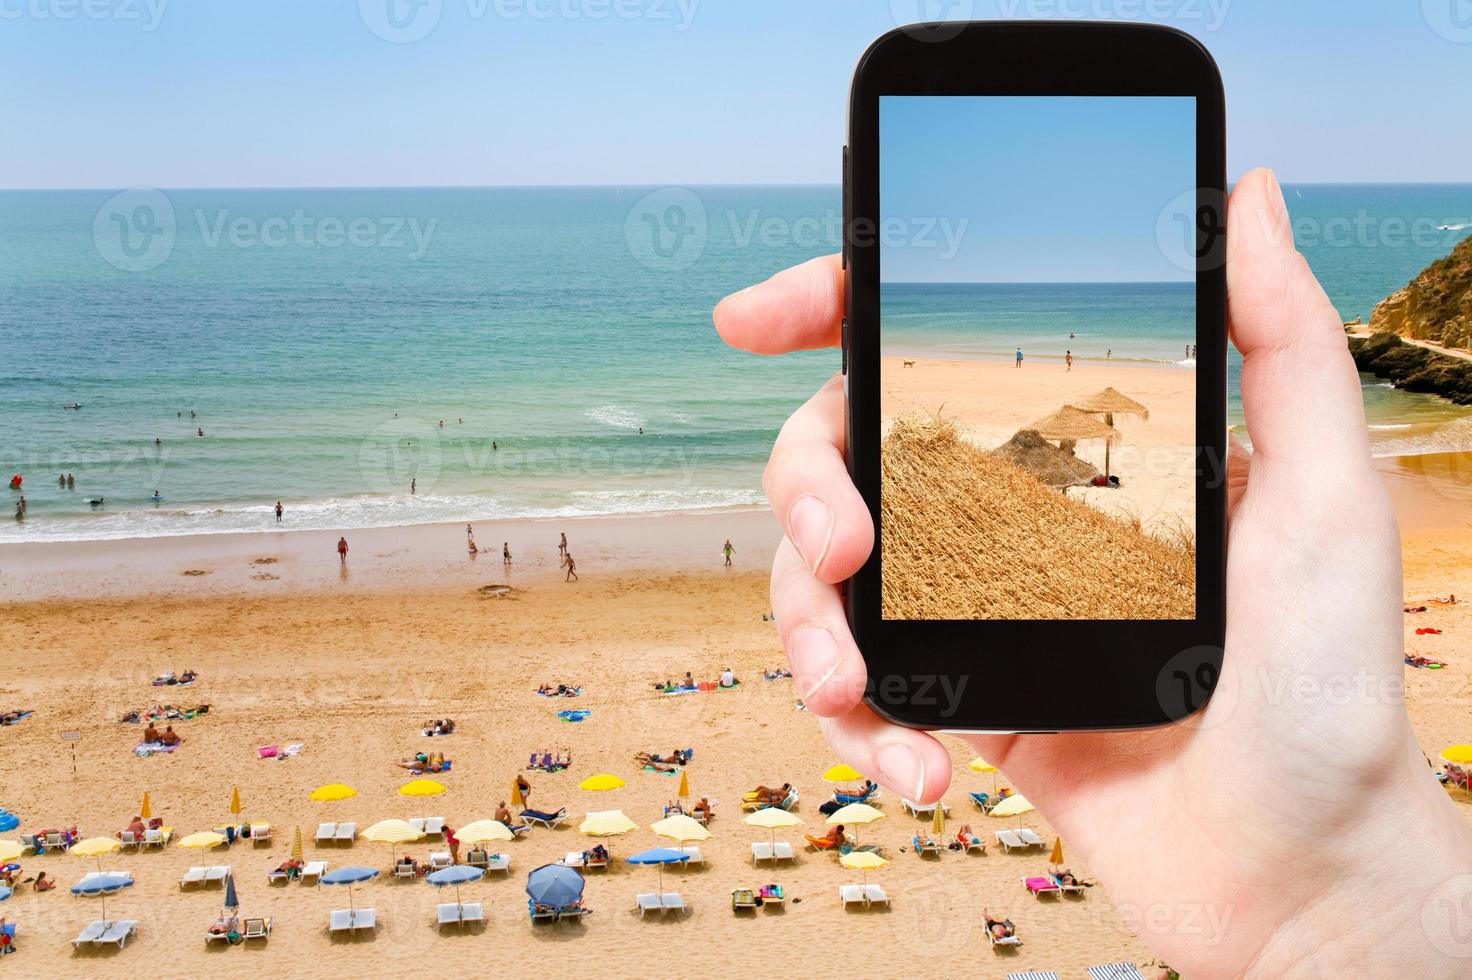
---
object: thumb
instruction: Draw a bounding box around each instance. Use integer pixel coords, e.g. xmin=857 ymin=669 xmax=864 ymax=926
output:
xmin=1227 ymin=168 xmax=1373 ymax=480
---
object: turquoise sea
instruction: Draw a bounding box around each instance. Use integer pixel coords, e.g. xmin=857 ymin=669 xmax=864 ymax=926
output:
xmin=2 ymin=184 xmax=1470 ymax=542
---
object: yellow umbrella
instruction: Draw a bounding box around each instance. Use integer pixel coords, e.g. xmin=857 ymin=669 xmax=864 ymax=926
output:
xmin=578 ymin=774 xmax=625 ymax=792
xmin=677 ymin=770 xmax=690 ymax=799
xmin=290 ymin=826 xmax=304 ymax=862
xmin=455 ymin=820 xmax=515 ymax=845
xmin=360 ymin=820 xmax=423 ymax=844
xmin=743 ymin=807 xmax=801 ymax=847
xmin=399 ymin=778 xmax=447 ymax=797
xmin=230 ymin=786 xmax=241 ymax=816
xmin=826 ymin=802 xmax=884 ymax=846
xmin=1050 ymin=836 xmax=1065 ymax=866
xmin=179 ymin=831 xmax=228 ymax=849
xmin=0 ymin=841 xmax=24 ymax=863
xmin=310 ymin=784 xmax=357 ymax=802
xmin=71 ymin=836 xmax=122 ymax=873
xmin=839 ymin=849 xmax=889 ymax=886
xmin=1441 ymin=745 xmax=1472 ymax=765
xmin=139 ymin=792 xmax=152 ymax=821
xmin=988 ymin=793 xmax=1036 ymax=828
xmin=931 ymin=800 xmax=946 ymax=837
xmin=823 ymin=764 xmax=865 ymax=783
xmin=650 ymin=814 xmax=711 ymax=854
xmin=578 ymin=810 xmax=637 ymax=837
xmin=968 ymin=757 xmax=1000 ymax=795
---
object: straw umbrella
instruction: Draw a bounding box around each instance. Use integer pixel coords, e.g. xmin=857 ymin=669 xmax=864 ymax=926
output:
xmin=931 ymin=800 xmax=946 ymax=839
xmin=1026 ymin=405 xmax=1121 ymax=455
xmin=991 ymin=430 xmax=1100 ymax=488
xmin=1071 ymin=387 xmax=1150 ymax=480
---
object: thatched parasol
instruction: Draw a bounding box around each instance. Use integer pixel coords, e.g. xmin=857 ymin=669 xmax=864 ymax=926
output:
xmin=1070 ymin=388 xmax=1149 ymax=479
xmin=1025 ymin=406 xmax=1121 ymax=450
xmin=992 ymin=430 xmax=1100 ymax=488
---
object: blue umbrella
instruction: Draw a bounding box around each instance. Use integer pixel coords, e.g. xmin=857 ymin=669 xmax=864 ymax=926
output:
xmin=0 ymin=810 xmax=18 ymax=833
xmin=71 ymin=873 xmax=133 ymax=924
xmin=627 ymin=847 xmax=690 ymax=893
xmin=224 ymin=873 xmax=239 ymax=911
xmin=427 ymin=864 xmax=484 ymax=911
xmin=525 ymin=863 xmax=584 ymax=910
xmin=319 ymin=866 xmax=378 ymax=912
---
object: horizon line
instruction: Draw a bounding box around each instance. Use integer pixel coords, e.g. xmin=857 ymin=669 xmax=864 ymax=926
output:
xmin=3 ymin=180 xmax=1472 ymax=193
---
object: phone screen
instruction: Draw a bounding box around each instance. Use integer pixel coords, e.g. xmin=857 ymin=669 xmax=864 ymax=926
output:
xmin=878 ymin=96 xmax=1198 ymax=622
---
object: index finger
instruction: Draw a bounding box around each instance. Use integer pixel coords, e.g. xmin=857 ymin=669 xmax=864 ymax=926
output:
xmin=713 ymin=254 xmax=844 ymax=355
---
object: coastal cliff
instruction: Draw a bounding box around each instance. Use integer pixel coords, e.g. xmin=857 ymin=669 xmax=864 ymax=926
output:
xmin=1349 ymin=332 xmax=1472 ymax=405
xmin=1370 ymin=233 xmax=1472 ymax=348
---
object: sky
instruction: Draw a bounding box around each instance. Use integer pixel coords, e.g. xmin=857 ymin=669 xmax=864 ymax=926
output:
xmin=881 ymin=97 xmax=1196 ymax=282
xmin=1 ymin=0 xmax=1469 ymax=188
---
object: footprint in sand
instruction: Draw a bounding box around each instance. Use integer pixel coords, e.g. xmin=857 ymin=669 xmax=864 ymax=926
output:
xmin=252 ymin=573 xmax=280 ymax=581
xmin=181 ymin=570 xmax=210 ymax=577
xmin=251 ymin=557 xmax=278 ymax=566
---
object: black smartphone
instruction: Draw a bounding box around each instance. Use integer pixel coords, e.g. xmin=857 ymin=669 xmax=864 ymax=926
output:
xmin=843 ymin=21 xmax=1227 ymax=733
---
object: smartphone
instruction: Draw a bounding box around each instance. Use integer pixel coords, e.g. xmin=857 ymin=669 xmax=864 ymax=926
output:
xmin=842 ymin=21 xmax=1227 ymax=733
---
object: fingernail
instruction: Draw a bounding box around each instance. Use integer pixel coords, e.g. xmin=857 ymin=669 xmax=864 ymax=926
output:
xmin=792 ymin=626 xmax=840 ymax=701
xmin=876 ymin=742 xmax=925 ymax=801
xmin=787 ymin=495 xmax=834 ymax=575
xmin=1265 ymin=169 xmax=1287 ymax=217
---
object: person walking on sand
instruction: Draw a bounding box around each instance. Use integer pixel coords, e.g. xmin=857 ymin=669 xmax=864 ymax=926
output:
xmin=1015 ymin=347 xmax=1023 ymax=368
xmin=411 ymin=478 xmax=416 ymax=495
xmin=275 ymin=501 xmax=283 ymax=522
xmin=337 ymin=536 xmax=349 ymax=564
xmin=1066 ymin=350 xmax=1073 ymax=372
xmin=516 ymin=773 xmax=532 ymax=807
xmin=558 ymin=532 xmax=567 ymax=558
xmin=723 ymin=539 xmax=734 ymax=567
xmin=1107 ymin=348 xmax=1113 ymax=361
xmin=503 ymin=542 xmax=512 ymax=566
xmin=466 ymin=523 xmax=475 ymax=547
xmin=564 ymin=553 xmax=578 ymax=582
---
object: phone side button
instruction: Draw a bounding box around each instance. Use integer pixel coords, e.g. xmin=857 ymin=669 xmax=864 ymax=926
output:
xmin=841 ymin=318 xmax=849 ymax=375
xmin=841 ymin=145 xmax=849 ymax=270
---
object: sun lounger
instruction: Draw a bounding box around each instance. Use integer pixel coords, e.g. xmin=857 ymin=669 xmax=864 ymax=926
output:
xmin=732 ymin=887 xmax=758 ymax=911
xmin=528 ymin=900 xmax=558 ymax=923
xmin=242 ymin=918 xmax=271 ymax=941
xmin=301 ymin=860 xmax=328 ymax=885
xmin=394 ymin=862 xmax=418 ymax=879
xmin=144 ymin=827 xmax=172 ymax=848
xmin=266 ymin=867 xmax=292 ymax=885
xmin=437 ymin=902 xmax=484 ymax=926
xmin=1023 ymin=875 xmax=1061 ymax=899
xmin=969 ymin=791 xmax=991 ymax=810
xmin=995 ymin=829 xmax=1027 ymax=853
xmin=43 ymin=832 xmax=70 ymax=851
xmin=180 ymin=866 xmax=208 ymax=889
xmin=635 ymin=892 xmax=686 ymax=916
xmin=839 ymin=883 xmax=866 ymax=908
xmin=863 ymin=883 xmax=890 ymax=906
xmin=315 ymin=823 xmax=337 ymax=845
xmin=519 ymin=808 xmax=568 ymax=829
xmin=742 ymin=788 xmax=799 ymax=812
xmin=204 ymin=866 xmax=231 ymax=886
xmin=96 ymin=920 xmax=139 ymax=949
xmin=249 ymin=824 xmax=272 ymax=843
xmin=205 ymin=917 xmax=240 ymax=943
xmin=957 ymin=832 xmax=986 ymax=854
xmin=1052 ymin=873 xmax=1086 ymax=895
xmin=71 ymin=921 xmax=109 ymax=947
xmin=751 ymin=840 xmax=797 ymax=863
xmin=329 ymin=908 xmax=377 ymax=933
xmin=987 ymin=923 xmax=1023 ymax=948
xmin=420 ymin=817 xmax=445 ymax=837
xmin=429 ymin=851 xmax=452 ymax=870
xmin=913 ymin=835 xmax=944 ymax=857
xmin=901 ymin=798 xmax=950 ymax=818
xmin=118 ymin=831 xmax=140 ymax=850
xmin=485 ymin=853 xmax=511 ymax=875
xmin=334 ymin=822 xmax=356 ymax=844
xmin=805 ymin=834 xmax=840 ymax=851
xmin=1087 ymin=964 xmax=1147 ymax=980
xmin=18 ymin=834 xmax=38 ymax=854
xmin=467 ymin=849 xmax=490 ymax=868
xmin=1017 ymin=828 xmax=1045 ymax=848
xmin=678 ymin=846 xmax=704 ymax=865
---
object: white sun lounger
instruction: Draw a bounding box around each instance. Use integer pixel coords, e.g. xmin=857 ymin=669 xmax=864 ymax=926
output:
xmin=315 ymin=823 xmax=337 ymax=845
xmin=204 ymin=866 xmax=231 ymax=886
xmin=1017 ymin=828 xmax=1045 ymax=848
xmin=145 ymin=827 xmax=172 ymax=848
xmin=205 ymin=918 xmax=240 ymax=943
xmin=429 ymin=851 xmax=452 ymax=870
xmin=117 ymin=831 xmax=141 ymax=850
xmin=678 ymin=846 xmax=703 ymax=865
xmin=1087 ymin=964 xmax=1147 ymax=980
xmin=334 ymin=822 xmax=356 ymax=843
xmin=301 ymin=860 xmax=328 ymax=885
xmin=242 ymin=917 xmax=271 ymax=941
xmin=839 ymin=884 xmax=867 ymax=908
xmin=422 ymin=817 xmax=445 ymax=837
xmin=901 ymin=798 xmax=951 ymax=818
xmin=249 ymin=824 xmax=272 ymax=843
xmin=519 ymin=809 xmax=568 ymax=829
xmin=486 ymin=853 xmax=511 ymax=875
xmin=995 ymin=829 xmax=1027 ymax=852
xmin=71 ymin=921 xmax=108 ymax=947
xmin=751 ymin=840 xmax=797 ymax=863
xmin=988 ymin=926 xmax=1024 ymax=948
xmin=437 ymin=902 xmax=484 ymax=926
xmin=329 ymin=908 xmax=376 ymax=932
xmin=863 ymin=884 xmax=890 ymax=906
xmin=96 ymin=920 xmax=139 ymax=948
xmin=180 ymin=866 xmax=209 ymax=889
xmin=394 ymin=862 xmax=418 ymax=879
xmin=635 ymin=892 xmax=686 ymax=917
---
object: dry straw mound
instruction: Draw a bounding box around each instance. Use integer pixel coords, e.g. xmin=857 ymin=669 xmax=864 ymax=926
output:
xmin=881 ymin=414 xmax=1195 ymax=620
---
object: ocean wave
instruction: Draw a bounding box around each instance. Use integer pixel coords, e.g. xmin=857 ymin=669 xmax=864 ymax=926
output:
xmin=1437 ymin=223 xmax=1471 ymax=232
xmin=584 ymin=404 xmax=645 ymax=431
xmin=1369 ymin=416 xmax=1472 ymax=458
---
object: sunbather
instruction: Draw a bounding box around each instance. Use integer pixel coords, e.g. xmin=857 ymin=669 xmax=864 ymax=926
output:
xmin=0 ymin=868 xmax=17 ymax=887
xmin=208 ymin=914 xmax=238 ymax=936
xmin=1054 ymin=868 xmax=1088 ymax=887
xmin=837 ymin=779 xmax=876 ymax=799
xmin=763 ymin=667 xmax=793 ymax=680
xmin=589 ymin=844 xmax=609 ymax=863
xmin=983 ymin=909 xmax=1016 ymax=941
xmin=747 ymin=783 xmax=792 ymax=805
xmin=0 ymin=710 xmax=31 ymax=725
xmin=913 ymin=832 xmax=938 ymax=849
xmin=118 ymin=816 xmax=147 ymax=841
xmin=635 ymin=753 xmax=679 ymax=773
xmin=273 ymin=858 xmax=304 ymax=880
xmin=143 ymin=723 xmax=162 ymax=743
xmin=693 ymin=796 xmax=713 ymax=822
xmin=956 ymin=824 xmax=983 ymax=848
xmin=159 ymin=725 xmax=183 ymax=747
xmin=493 ymin=801 xmax=525 ymax=829
xmin=32 ymin=871 xmax=54 ymax=892
xmin=398 ymin=751 xmax=448 ymax=773
xmin=815 ymin=825 xmax=846 ymax=848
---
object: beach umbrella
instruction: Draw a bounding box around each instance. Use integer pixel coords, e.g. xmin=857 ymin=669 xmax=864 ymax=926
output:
xmin=179 ymin=831 xmax=228 ymax=850
xmin=0 ymin=885 xmax=11 ymax=902
xmin=991 ymin=430 xmax=1100 ymax=488
xmin=931 ymin=800 xmax=946 ymax=837
xmin=743 ymin=807 xmax=802 ymax=847
xmin=526 ymin=863 xmax=584 ymax=911
xmin=1050 ymin=837 xmax=1065 ymax=866
xmin=360 ymin=819 xmax=425 ymax=864
xmin=310 ymin=783 xmax=357 ymax=803
xmin=70 ymin=837 xmax=121 ymax=872
xmin=968 ymin=757 xmax=1000 ymax=795
xmin=823 ymin=764 xmax=865 ymax=783
xmin=1071 ymin=388 xmax=1149 ymax=480
xmin=427 ymin=864 xmax=484 ymax=913
xmin=578 ymin=774 xmax=625 ymax=792
xmin=839 ymin=849 xmax=889 ymax=886
xmin=578 ymin=810 xmax=636 ymax=837
xmin=223 ymin=873 xmax=239 ymax=911
xmin=0 ymin=811 xmax=17 ymax=834
xmin=827 ymin=802 xmax=884 ymax=846
xmin=319 ymin=866 xmax=379 ymax=913
xmin=1026 ymin=404 xmax=1121 ymax=477
xmin=988 ymin=794 xmax=1036 ymax=828
xmin=627 ymin=847 xmax=690 ymax=894
xmin=230 ymin=786 xmax=241 ymax=816
xmin=139 ymin=793 xmax=151 ymax=821
xmin=71 ymin=873 xmax=133 ymax=924
xmin=650 ymin=814 xmax=710 ymax=855
xmin=290 ymin=826 xmax=304 ymax=862
xmin=0 ymin=841 xmax=22 ymax=863
xmin=677 ymin=770 xmax=690 ymax=799
xmin=1441 ymin=745 xmax=1472 ymax=765
xmin=455 ymin=820 xmax=515 ymax=845
xmin=399 ymin=778 xmax=447 ymax=798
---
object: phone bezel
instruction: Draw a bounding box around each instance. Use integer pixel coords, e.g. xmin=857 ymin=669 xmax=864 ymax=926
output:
xmin=844 ymin=21 xmax=1228 ymax=733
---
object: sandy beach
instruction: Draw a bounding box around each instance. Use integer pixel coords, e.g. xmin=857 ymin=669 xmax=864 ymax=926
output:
xmin=0 ymin=465 xmax=1469 ymax=977
xmin=881 ymin=356 xmax=1197 ymax=534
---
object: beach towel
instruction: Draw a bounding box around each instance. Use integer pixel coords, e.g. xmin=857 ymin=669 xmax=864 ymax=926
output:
xmin=557 ymin=710 xmax=590 ymax=723
xmin=643 ymin=765 xmax=679 ymax=776
xmin=0 ymin=712 xmax=32 ymax=727
xmin=134 ymin=742 xmax=179 ymax=757
xmin=1416 ymin=628 xmax=1443 ymax=635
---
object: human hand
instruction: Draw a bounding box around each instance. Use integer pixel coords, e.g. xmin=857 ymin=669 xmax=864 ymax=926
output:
xmin=714 ymin=169 xmax=1472 ymax=977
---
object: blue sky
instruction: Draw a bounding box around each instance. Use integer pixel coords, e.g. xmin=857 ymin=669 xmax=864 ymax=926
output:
xmin=1 ymin=0 xmax=1469 ymax=188
xmin=881 ymin=97 xmax=1195 ymax=282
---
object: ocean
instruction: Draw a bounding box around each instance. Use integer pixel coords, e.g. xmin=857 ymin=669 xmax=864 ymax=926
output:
xmin=2 ymin=184 xmax=1470 ymax=542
